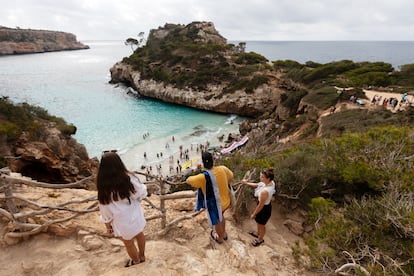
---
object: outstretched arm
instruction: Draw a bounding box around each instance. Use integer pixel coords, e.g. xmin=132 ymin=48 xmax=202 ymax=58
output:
xmin=242 ymin=179 xmax=259 ymax=188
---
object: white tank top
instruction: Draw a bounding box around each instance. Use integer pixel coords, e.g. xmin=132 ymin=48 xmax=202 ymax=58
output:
xmin=254 ymin=181 xmax=276 ymax=205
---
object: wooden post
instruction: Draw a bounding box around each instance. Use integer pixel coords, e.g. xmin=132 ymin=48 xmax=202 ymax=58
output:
xmin=159 ymin=178 xmax=166 ymax=229
xmin=1 ymin=169 xmax=19 ymax=215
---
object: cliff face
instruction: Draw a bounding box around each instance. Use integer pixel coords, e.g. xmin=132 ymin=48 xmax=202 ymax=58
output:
xmin=0 ymin=98 xmax=97 ymax=183
xmin=3 ymin=120 xmax=98 ymax=183
xmin=6 ymin=122 xmax=98 ymax=183
xmin=110 ymin=62 xmax=291 ymax=118
xmin=0 ymin=27 xmax=89 ymax=55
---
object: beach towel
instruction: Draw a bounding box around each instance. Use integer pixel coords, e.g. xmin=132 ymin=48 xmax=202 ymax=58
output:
xmin=194 ymin=170 xmax=223 ymax=226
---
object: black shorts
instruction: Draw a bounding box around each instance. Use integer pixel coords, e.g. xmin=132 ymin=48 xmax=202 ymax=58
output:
xmin=255 ymin=203 xmax=272 ymax=225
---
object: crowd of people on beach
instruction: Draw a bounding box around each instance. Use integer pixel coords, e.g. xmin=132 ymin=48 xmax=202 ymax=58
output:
xmin=140 ymin=135 xmax=212 ymax=181
xmin=349 ymin=92 xmax=412 ymax=110
xmin=96 ymin=144 xmax=275 ymax=268
xmin=370 ymin=92 xmax=412 ymax=110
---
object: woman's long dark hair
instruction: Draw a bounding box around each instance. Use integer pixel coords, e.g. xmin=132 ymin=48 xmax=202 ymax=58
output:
xmin=97 ymin=152 xmax=136 ymax=205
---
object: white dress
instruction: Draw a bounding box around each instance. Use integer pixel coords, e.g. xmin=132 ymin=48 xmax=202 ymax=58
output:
xmin=99 ymin=173 xmax=147 ymax=240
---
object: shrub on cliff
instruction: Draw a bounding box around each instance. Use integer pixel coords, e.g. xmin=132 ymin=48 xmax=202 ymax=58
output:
xmin=301 ymin=86 xmax=339 ymax=110
xmin=234 ymin=52 xmax=268 ymax=65
xmin=280 ymin=89 xmax=308 ymax=116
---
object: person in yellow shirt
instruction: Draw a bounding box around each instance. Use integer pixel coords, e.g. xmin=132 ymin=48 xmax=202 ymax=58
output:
xmin=186 ymin=151 xmax=233 ymax=244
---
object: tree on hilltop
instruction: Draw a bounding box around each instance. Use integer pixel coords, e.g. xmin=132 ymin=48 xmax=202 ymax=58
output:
xmin=125 ymin=31 xmax=145 ymax=53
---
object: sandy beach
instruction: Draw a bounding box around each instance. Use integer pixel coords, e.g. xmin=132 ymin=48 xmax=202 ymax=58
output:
xmin=120 ymin=124 xmax=240 ymax=179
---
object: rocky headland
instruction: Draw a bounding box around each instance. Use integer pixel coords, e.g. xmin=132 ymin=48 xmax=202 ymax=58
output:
xmin=110 ymin=22 xmax=296 ymax=119
xmin=0 ymin=26 xmax=89 ymax=55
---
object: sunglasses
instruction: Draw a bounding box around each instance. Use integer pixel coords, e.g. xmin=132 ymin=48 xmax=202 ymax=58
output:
xmin=102 ymin=149 xmax=117 ymax=155
xmin=261 ymin=169 xmax=270 ymax=178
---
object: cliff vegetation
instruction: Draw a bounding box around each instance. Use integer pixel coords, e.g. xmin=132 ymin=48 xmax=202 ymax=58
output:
xmin=122 ymin=22 xmax=270 ymax=93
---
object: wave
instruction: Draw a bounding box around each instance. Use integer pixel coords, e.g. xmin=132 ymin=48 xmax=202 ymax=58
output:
xmin=225 ymin=114 xmax=238 ymax=125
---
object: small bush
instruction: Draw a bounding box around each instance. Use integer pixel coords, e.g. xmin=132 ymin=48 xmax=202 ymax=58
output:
xmin=303 ymin=86 xmax=339 ymax=110
xmin=280 ymin=89 xmax=308 ymax=116
xmin=235 ymin=52 xmax=268 ymax=65
xmin=0 ymin=121 xmax=20 ymax=141
xmin=273 ymin=60 xmax=304 ymax=70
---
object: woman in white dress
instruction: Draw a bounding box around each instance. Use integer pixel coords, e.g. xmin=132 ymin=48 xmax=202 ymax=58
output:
xmin=97 ymin=151 xmax=147 ymax=267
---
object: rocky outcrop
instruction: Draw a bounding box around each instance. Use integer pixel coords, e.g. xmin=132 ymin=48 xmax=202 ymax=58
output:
xmin=110 ymin=62 xmax=290 ymax=118
xmin=150 ymin=22 xmax=227 ymax=45
xmin=0 ymin=26 xmax=89 ymax=55
xmin=2 ymin=121 xmax=97 ymax=184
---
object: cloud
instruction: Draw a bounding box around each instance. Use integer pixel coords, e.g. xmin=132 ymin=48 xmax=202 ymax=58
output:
xmin=1 ymin=0 xmax=413 ymax=41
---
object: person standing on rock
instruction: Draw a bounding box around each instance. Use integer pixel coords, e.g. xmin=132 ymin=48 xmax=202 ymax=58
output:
xmin=242 ymin=168 xmax=276 ymax=246
xmin=97 ymin=150 xmax=147 ymax=267
xmin=186 ymin=151 xmax=234 ymax=244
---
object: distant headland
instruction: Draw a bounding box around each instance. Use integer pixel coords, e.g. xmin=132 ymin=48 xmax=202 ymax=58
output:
xmin=0 ymin=26 xmax=89 ymax=55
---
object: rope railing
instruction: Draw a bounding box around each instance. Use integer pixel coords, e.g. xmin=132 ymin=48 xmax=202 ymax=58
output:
xmin=0 ymin=168 xmax=204 ymax=241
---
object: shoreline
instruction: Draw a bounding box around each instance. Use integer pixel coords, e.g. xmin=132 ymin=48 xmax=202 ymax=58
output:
xmin=119 ymin=121 xmax=242 ymax=178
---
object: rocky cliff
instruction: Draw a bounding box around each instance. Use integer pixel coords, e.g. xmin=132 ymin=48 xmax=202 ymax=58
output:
xmin=6 ymin=121 xmax=98 ymax=183
xmin=0 ymin=98 xmax=97 ymax=183
xmin=0 ymin=26 xmax=89 ymax=55
xmin=110 ymin=22 xmax=296 ymax=118
xmin=110 ymin=62 xmax=293 ymax=118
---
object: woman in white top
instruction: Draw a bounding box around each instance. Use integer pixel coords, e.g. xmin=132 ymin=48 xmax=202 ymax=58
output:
xmin=97 ymin=151 xmax=147 ymax=267
xmin=242 ymin=168 xmax=276 ymax=246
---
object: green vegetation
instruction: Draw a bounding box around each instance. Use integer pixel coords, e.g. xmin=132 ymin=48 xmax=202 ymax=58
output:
xmin=301 ymin=86 xmax=338 ymax=110
xmin=280 ymin=89 xmax=308 ymax=116
xmin=221 ymin=124 xmax=414 ymax=274
xmin=122 ymin=23 xmax=270 ymax=92
xmin=234 ymin=52 xmax=268 ymax=65
xmin=320 ymin=107 xmax=414 ymax=137
xmin=274 ymin=59 xmax=414 ymax=89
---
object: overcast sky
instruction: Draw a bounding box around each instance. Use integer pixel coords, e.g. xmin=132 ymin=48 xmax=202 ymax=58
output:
xmin=1 ymin=0 xmax=413 ymax=41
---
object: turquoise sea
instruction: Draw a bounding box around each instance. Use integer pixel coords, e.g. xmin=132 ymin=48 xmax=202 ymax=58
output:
xmin=1 ymin=40 xmax=414 ymax=170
